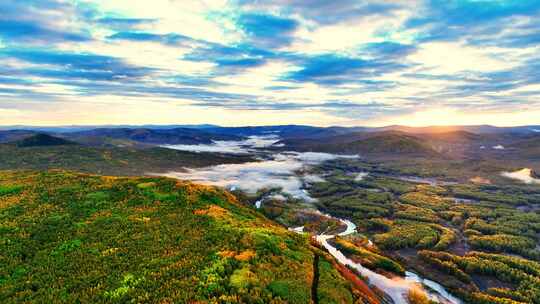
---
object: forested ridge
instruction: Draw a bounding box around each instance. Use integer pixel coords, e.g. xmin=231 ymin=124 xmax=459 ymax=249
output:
xmin=0 ymin=170 xmax=363 ymax=303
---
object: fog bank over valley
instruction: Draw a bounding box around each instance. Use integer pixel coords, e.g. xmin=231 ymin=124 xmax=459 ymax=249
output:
xmin=159 ymin=135 xmax=357 ymax=200
xmin=501 ymin=168 xmax=540 ymax=184
xmin=160 ymin=151 xmax=357 ymax=201
xmin=161 ymin=135 xmax=281 ymax=154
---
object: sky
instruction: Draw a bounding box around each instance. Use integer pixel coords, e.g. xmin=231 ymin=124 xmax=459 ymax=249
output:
xmin=0 ymin=0 xmax=539 ymax=127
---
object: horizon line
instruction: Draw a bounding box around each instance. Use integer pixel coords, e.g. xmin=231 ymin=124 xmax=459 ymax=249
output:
xmin=1 ymin=123 xmax=540 ymax=129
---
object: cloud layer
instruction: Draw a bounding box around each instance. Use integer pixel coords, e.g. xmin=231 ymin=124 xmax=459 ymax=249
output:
xmin=1 ymin=0 xmax=539 ymax=126
xmin=159 ymin=135 xmax=356 ymax=199
xmin=161 ymin=151 xmax=355 ymax=201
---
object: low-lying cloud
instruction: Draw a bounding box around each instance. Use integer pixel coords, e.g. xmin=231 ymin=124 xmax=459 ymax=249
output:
xmin=303 ymin=174 xmax=325 ymax=184
xmin=161 ymin=135 xmax=281 ymax=154
xmin=501 ymin=168 xmax=540 ymax=184
xmin=355 ymin=172 xmax=369 ymax=181
xmin=159 ymin=151 xmax=356 ymax=201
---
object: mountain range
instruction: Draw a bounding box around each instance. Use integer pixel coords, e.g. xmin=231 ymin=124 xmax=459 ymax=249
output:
xmin=1 ymin=125 xmax=539 ymax=162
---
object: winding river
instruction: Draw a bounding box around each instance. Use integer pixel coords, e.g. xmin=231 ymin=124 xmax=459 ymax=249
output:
xmin=315 ymin=217 xmax=462 ymax=304
xmin=161 ymin=135 xmax=462 ymax=304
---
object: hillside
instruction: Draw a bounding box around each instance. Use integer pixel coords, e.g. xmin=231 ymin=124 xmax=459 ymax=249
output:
xmin=279 ymin=129 xmax=540 ymax=161
xmin=0 ymin=130 xmax=37 ymax=144
xmin=64 ymin=127 xmax=241 ymax=146
xmin=0 ymin=171 xmax=364 ymax=303
xmin=0 ymin=144 xmax=252 ymax=176
xmin=511 ymin=135 xmax=540 ymax=161
xmin=15 ymin=134 xmax=77 ymax=147
xmin=282 ymin=132 xmax=440 ymax=158
xmin=345 ymin=133 xmax=439 ymax=156
xmin=203 ymin=125 xmax=353 ymax=139
xmin=368 ymin=125 xmax=540 ymax=134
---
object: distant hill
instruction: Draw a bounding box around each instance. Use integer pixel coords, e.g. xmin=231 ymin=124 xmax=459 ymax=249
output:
xmin=412 ymin=131 xmax=485 ymax=158
xmin=277 ymin=129 xmax=540 ymax=161
xmin=63 ymin=127 xmax=241 ymax=146
xmin=0 ymin=124 xmax=220 ymax=132
xmin=419 ymin=130 xmax=482 ymax=142
xmin=0 ymin=142 xmax=253 ymax=176
xmin=0 ymin=130 xmax=37 ymax=143
xmin=511 ymin=134 xmax=540 ymax=160
xmin=282 ymin=131 xmax=440 ymax=158
xmin=15 ymin=133 xmax=77 ymax=147
xmin=0 ymin=171 xmax=366 ymax=303
xmin=367 ymin=125 xmax=540 ymax=134
xmin=513 ymin=134 xmax=540 ymax=149
xmin=2 ymin=125 xmax=539 ymax=162
xmin=204 ymin=125 xmax=346 ymax=139
xmin=203 ymin=124 xmax=540 ymax=136
xmin=345 ymin=133 xmax=439 ymax=156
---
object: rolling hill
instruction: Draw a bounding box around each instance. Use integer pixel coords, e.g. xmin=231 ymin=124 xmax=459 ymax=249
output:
xmin=0 ymin=127 xmax=243 ymax=148
xmin=365 ymin=124 xmax=540 ymax=134
xmin=203 ymin=125 xmax=360 ymax=139
xmin=0 ymin=130 xmax=37 ymax=144
xmin=63 ymin=127 xmax=242 ymax=147
xmin=281 ymin=131 xmax=440 ymax=158
xmin=0 ymin=171 xmax=366 ymax=303
xmin=0 ymin=143 xmax=253 ymax=176
xmin=15 ymin=134 xmax=77 ymax=147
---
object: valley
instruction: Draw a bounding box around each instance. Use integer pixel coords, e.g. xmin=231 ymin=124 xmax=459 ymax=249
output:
xmin=1 ymin=125 xmax=540 ymax=303
xmin=4 ymin=1 xmax=540 ymax=303
xmin=156 ymin=130 xmax=540 ymax=303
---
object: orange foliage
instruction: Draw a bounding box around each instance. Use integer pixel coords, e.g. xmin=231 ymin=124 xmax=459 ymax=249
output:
xmin=132 ymin=205 xmax=158 ymax=213
xmin=218 ymin=250 xmax=236 ymax=258
xmin=0 ymin=195 xmax=20 ymax=209
xmin=85 ymin=210 xmax=112 ymax=224
xmin=193 ymin=205 xmax=230 ymax=219
xmin=235 ymin=250 xmax=256 ymax=262
xmin=335 ymin=263 xmax=381 ymax=304
xmin=469 ymin=176 xmax=491 ymax=184
xmin=311 ymin=238 xmax=381 ymax=304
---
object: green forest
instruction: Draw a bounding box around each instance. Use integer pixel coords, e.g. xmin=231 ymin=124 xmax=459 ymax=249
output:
xmin=308 ymin=158 xmax=540 ymax=304
xmin=0 ymin=170 xmax=364 ymax=303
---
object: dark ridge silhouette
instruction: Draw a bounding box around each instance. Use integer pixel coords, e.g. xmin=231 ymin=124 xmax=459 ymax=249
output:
xmin=15 ymin=134 xmax=77 ymax=147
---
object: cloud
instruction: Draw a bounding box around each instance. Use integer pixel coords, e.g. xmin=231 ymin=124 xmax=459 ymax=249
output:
xmin=0 ymin=20 xmax=89 ymax=43
xmin=0 ymin=0 xmax=95 ymax=45
xmin=214 ymin=57 xmax=266 ymax=68
xmin=107 ymin=31 xmax=194 ymax=46
xmin=0 ymin=76 xmax=34 ymax=85
xmin=165 ymin=76 xmax=226 ymax=88
xmin=437 ymin=58 xmax=540 ymax=99
xmin=162 ymin=135 xmax=281 ymax=154
xmin=406 ymin=0 xmax=540 ymax=47
xmin=501 ymin=168 xmax=540 ymax=184
xmin=97 ymin=17 xmax=157 ymax=30
xmin=159 ymin=150 xmax=356 ymax=200
xmin=283 ymin=54 xmax=409 ymax=85
xmin=195 ymin=100 xmax=389 ymax=111
xmin=408 ymin=0 xmax=540 ymax=28
xmin=360 ymin=42 xmax=417 ymax=58
xmin=0 ymin=48 xmax=153 ymax=81
xmin=236 ymin=13 xmax=299 ymax=48
xmin=158 ymin=135 xmax=357 ymax=200
xmin=180 ymin=41 xmax=283 ymax=74
xmin=235 ymin=0 xmax=403 ymax=25
xmin=1 ymin=0 xmax=540 ymax=126
xmin=303 ymin=174 xmax=325 ymax=184
xmin=355 ymin=172 xmax=369 ymax=181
